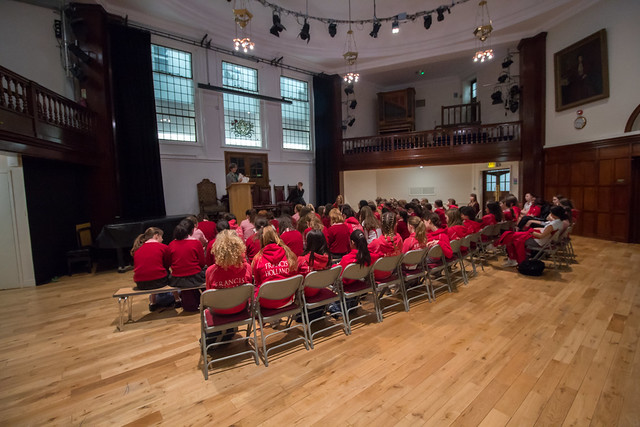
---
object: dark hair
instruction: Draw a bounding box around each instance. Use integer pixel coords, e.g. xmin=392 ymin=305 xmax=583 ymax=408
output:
xmin=303 ymin=229 xmax=329 ymax=267
xmin=434 ymin=199 xmax=443 ymax=208
xmin=222 ymin=212 xmax=236 ymax=222
xmin=380 ymin=211 xmax=397 ymax=238
xmin=229 ymin=163 xmax=237 ymax=170
xmin=550 ymin=205 xmax=567 ymax=220
xmin=486 ymin=201 xmax=503 ymax=221
xmin=173 ymin=219 xmax=194 ymax=240
xmin=216 ymin=220 xmax=230 ymax=232
xmin=425 ymin=203 xmax=433 ymax=212
xmin=245 ymin=209 xmax=257 ymax=222
xmin=341 ymin=204 xmax=357 ymax=219
xmin=448 ymin=198 xmax=456 ymax=206
xmin=470 ymin=193 xmax=478 ymax=203
xmin=398 ymin=210 xmax=408 ymax=222
xmin=460 ymin=205 xmax=476 ymax=219
xmin=280 ymin=205 xmax=292 ymax=216
xmin=350 ymin=229 xmax=371 ymax=267
xmin=558 ymin=198 xmax=574 ymax=209
xmin=426 ymin=212 xmax=441 ymax=228
xmin=359 ymin=205 xmax=380 ymax=233
xmin=254 ymin=217 xmax=269 ymax=231
xmin=278 ymin=216 xmax=295 ymax=234
xmin=358 ymin=200 xmax=368 ymax=210
xmin=505 ymin=195 xmax=518 ymax=221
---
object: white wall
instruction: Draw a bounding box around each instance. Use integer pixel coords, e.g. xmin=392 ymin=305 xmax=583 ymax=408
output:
xmin=0 ymin=153 xmax=35 ymax=289
xmin=343 ymin=161 xmax=520 ymax=207
xmin=545 ymin=0 xmax=640 ymax=147
xmin=0 ymin=1 xmax=74 ymax=99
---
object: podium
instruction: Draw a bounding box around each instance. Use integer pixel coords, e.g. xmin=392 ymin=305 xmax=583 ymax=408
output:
xmin=227 ymin=182 xmax=254 ymax=222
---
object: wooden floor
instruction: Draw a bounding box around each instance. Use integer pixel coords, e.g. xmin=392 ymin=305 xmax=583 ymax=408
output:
xmin=0 ymin=236 xmax=639 ymax=426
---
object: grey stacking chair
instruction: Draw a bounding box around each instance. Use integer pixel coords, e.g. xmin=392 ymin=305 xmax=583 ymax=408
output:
xmin=339 ymin=263 xmax=376 ymax=333
xmin=425 ymin=245 xmax=453 ymax=300
xmin=400 ymin=248 xmax=431 ymax=306
xmin=371 ymin=254 xmax=408 ymax=320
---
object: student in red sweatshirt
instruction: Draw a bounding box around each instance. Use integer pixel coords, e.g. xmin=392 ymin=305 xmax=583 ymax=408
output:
xmin=168 ymin=219 xmax=206 ymax=288
xmin=368 ymin=212 xmax=402 ymax=280
xmin=395 ymin=210 xmax=411 ymax=241
xmin=186 ymin=215 xmax=208 ymax=247
xmin=460 ymin=206 xmax=482 ymax=234
xmin=205 ymin=220 xmax=230 ymax=267
xmin=252 ymin=227 xmax=299 ymax=309
xmin=445 ymin=208 xmax=469 ymax=240
xmin=131 ymin=227 xmax=180 ymax=311
xmin=279 ymin=216 xmax=304 ymax=256
xmin=434 ymin=200 xmax=448 ymax=226
xmin=245 ymin=216 xmax=269 ymax=264
xmin=205 ymin=230 xmax=252 ymax=315
xmin=402 ymin=216 xmax=428 ymax=252
xmin=341 ymin=204 xmax=364 ymax=234
xmin=482 ymin=201 xmax=503 ymax=227
xmin=298 ymin=229 xmax=330 ymax=297
xmin=324 ymin=208 xmax=351 ymax=260
xmin=197 ymin=214 xmax=217 ymax=242
xmin=424 ymin=212 xmax=454 ymax=260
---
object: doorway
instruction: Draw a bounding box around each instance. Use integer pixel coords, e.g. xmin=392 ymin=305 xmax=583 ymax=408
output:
xmin=482 ymin=169 xmax=511 ymax=206
xmin=631 ymin=157 xmax=640 ymax=243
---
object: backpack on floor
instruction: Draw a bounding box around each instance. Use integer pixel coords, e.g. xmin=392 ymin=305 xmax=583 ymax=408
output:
xmin=180 ymin=289 xmax=201 ymax=311
xmin=518 ymin=259 xmax=545 ymax=276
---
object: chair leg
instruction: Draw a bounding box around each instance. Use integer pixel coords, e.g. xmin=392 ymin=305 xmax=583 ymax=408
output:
xmin=202 ymin=329 xmax=209 ymax=380
xmin=258 ymin=315 xmax=269 ymax=367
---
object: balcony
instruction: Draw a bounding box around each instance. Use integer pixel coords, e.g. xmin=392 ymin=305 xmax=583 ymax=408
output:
xmin=340 ymin=121 xmax=521 ymax=170
xmin=0 ymin=65 xmax=97 ymax=164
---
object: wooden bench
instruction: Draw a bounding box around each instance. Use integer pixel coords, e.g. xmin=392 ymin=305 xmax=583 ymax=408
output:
xmin=113 ymin=284 xmax=205 ymax=331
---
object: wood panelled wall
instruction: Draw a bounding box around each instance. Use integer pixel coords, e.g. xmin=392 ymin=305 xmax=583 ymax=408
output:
xmin=544 ymin=134 xmax=640 ymax=242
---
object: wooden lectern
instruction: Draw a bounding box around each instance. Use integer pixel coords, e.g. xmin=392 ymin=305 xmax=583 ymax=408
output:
xmin=227 ymin=182 xmax=254 ymax=222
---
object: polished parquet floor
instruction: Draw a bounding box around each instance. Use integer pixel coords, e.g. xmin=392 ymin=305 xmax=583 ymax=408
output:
xmin=0 ymin=236 xmax=639 ymax=426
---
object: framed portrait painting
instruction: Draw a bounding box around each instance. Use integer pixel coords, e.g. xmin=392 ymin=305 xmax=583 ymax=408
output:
xmin=554 ymin=29 xmax=609 ymax=112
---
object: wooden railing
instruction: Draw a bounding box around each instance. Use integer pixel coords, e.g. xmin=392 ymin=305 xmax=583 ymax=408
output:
xmin=441 ymin=101 xmax=481 ymax=127
xmin=343 ymin=121 xmax=520 ymax=154
xmin=0 ymin=65 xmax=96 ymax=162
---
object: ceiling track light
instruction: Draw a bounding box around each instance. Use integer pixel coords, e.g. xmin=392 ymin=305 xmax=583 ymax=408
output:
xmin=370 ymin=20 xmax=381 ymax=38
xmin=349 ymin=99 xmax=357 ymax=109
xmin=328 ymin=21 xmax=337 ymax=37
xmin=344 ymin=83 xmax=354 ymax=95
xmin=270 ymin=12 xmax=286 ymax=37
xmin=436 ymin=6 xmax=449 ymax=22
xmin=299 ymin=19 xmax=310 ymax=43
xmin=392 ymin=18 xmax=399 ymax=34
xmin=423 ymin=14 xmax=432 ymax=30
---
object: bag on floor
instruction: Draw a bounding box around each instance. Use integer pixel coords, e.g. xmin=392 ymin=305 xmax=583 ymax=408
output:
xmin=518 ymin=259 xmax=545 ymax=276
xmin=155 ymin=292 xmax=175 ymax=307
xmin=180 ymin=289 xmax=201 ymax=311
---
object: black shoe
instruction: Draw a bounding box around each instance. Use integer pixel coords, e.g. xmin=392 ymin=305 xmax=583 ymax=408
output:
xmin=149 ymin=303 xmax=158 ymax=312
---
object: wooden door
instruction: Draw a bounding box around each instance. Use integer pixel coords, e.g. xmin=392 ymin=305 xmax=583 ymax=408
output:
xmin=224 ymin=151 xmax=269 ymax=188
xmin=482 ymin=169 xmax=511 ymax=206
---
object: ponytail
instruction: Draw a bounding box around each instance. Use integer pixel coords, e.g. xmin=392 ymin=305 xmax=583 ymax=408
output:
xmin=408 ymin=216 xmax=427 ymax=245
xmin=173 ymin=219 xmax=194 ymax=240
xmin=130 ymin=227 xmax=163 ymax=256
xmin=350 ymin=230 xmax=371 ymax=267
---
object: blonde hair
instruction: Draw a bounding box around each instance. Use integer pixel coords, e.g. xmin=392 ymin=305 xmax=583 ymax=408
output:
xmin=445 ymin=208 xmax=463 ymax=227
xmin=212 ymin=230 xmax=246 ymax=269
xmin=329 ymin=208 xmax=344 ymax=225
xmin=255 ymin=226 xmax=298 ymax=271
xmin=408 ymin=216 xmax=427 ymax=246
xmin=130 ymin=227 xmax=163 ymax=256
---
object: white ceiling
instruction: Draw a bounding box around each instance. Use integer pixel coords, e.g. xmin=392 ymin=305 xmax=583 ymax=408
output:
xmin=26 ymin=0 xmax=602 ymax=86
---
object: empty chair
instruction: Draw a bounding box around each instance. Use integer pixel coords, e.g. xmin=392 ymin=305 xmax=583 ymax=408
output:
xmin=66 ymin=222 xmax=93 ymax=275
xmin=400 ymin=248 xmax=431 ymax=306
xmin=274 ymin=185 xmax=286 ymax=204
xmin=448 ymin=239 xmax=468 ymax=286
xmin=458 ymin=234 xmax=478 ymax=278
xmin=339 ymin=263 xmax=376 ymax=333
xmin=425 ymin=245 xmax=453 ymax=300
xmin=197 ymin=179 xmax=226 ymax=220
xmin=371 ymin=254 xmax=408 ymax=320
xmin=255 ymin=275 xmax=309 ymax=366
xmin=300 ymin=265 xmax=346 ymax=348
xmin=200 ymin=284 xmax=259 ymax=379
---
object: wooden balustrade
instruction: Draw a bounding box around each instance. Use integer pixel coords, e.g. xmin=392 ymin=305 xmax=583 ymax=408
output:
xmin=441 ymin=101 xmax=481 ymax=127
xmin=340 ymin=121 xmax=521 ymax=170
xmin=0 ymin=65 xmax=97 ymax=164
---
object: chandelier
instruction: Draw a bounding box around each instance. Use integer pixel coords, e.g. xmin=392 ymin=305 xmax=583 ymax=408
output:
xmin=232 ymin=1 xmax=255 ymax=53
xmin=472 ymin=0 xmax=493 ymax=62
xmin=343 ymin=0 xmax=359 ymax=83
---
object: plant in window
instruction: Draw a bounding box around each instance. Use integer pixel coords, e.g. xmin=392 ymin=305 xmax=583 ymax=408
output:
xmin=231 ymin=119 xmax=254 ymax=138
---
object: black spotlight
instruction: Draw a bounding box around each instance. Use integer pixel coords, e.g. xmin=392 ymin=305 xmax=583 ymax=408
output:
xmin=348 ymin=117 xmax=356 ymax=127
xmin=69 ymin=63 xmax=87 ymax=82
xmin=370 ymin=20 xmax=381 ymax=38
xmin=502 ymin=56 xmax=514 ymax=69
xmin=510 ymin=85 xmax=520 ymax=96
xmin=328 ymin=22 xmax=337 ymax=37
xmin=509 ymin=99 xmax=519 ymax=113
xmin=270 ymin=13 xmax=286 ymax=37
xmin=342 ymin=123 xmax=348 ymax=131
xmin=349 ymin=100 xmax=357 ymax=109
xmin=436 ymin=6 xmax=449 ymax=22
xmin=491 ymin=90 xmax=503 ymax=105
xmin=497 ymin=72 xmax=508 ymax=83
xmin=299 ymin=19 xmax=310 ymax=43
xmin=423 ymin=14 xmax=432 ymax=29
xmin=344 ymin=83 xmax=354 ymax=96
xmin=67 ymin=43 xmax=92 ymax=64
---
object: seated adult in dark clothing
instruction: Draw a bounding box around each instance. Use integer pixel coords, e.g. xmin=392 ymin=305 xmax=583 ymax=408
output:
xmin=287 ymin=181 xmax=306 ymax=205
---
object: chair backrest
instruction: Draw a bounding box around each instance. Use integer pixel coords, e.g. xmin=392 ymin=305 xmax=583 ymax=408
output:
xmin=401 ymin=248 xmax=427 ymax=266
xmin=201 ymin=283 xmax=254 ymax=311
xmin=257 ymin=274 xmax=303 ymax=301
xmin=287 ymin=185 xmax=297 ymax=199
xmin=259 ymin=186 xmax=272 ymax=205
xmin=372 ymin=254 xmax=402 ymax=273
xmin=490 ymin=223 xmax=502 ymax=236
xmin=449 ymin=239 xmax=462 ymax=253
xmin=426 ymin=244 xmax=444 ymax=259
xmin=197 ymin=179 xmax=218 ymax=206
xmin=303 ymin=265 xmax=342 ymax=289
xmin=251 ymin=184 xmax=260 ymax=205
xmin=480 ymin=225 xmax=493 ymax=237
xmin=76 ymin=223 xmax=92 ymax=247
xmin=341 ymin=263 xmax=373 ymax=281
xmin=460 ymin=235 xmax=471 ymax=248
xmin=274 ymin=185 xmax=285 ymax=203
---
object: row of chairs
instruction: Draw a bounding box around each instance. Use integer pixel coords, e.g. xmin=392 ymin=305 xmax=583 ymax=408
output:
xmin=200 ymin=239 xmax=483 ymax=379
xmin=252 ymin=184 xmax=298 ymax=211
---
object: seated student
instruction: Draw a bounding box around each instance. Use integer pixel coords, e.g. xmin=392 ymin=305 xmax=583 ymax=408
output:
xmin=186 ymin=215 xmax=208 ymax=247
xmin=424 ymin=212 xmax=454 ymax=260
xmin=205 ymin=230 xmax=252 ymax=314
xmin=324 ymin=208 xmax=351 ymax=260
xmin=205 ymin=220 xmax=230 ymax=267
xmin=279 ymin=216 xmax=304 ymax=256
xmin=297 ymin=229 xmax=330 ymax=298
xmin=341 ymin=204 xmax=364 ymax=234
xmin=460 ymin=206 xmax=483 ymax=234
xmin=168 ymin=219 xmax=206 ymax=288
xmin=292 ymin=204 xmax=303 ymax=224
xmin=558 ymin=198 xmax=579 ymax=224
xmin=131 ymin=227 xmax=180 ymax=311
xmin=499 ymin=205 xmax=567 ymax=267
xmin=240 ymin=209 xmax=257 ymax=240
xmin=245 ymin=216 xmax=269 ymax=264
xmin=447 ymin=198 xmax=458 ymax=209
xmin=501 ymin=200 xmax=514 ymax=221
xmin=402 ymin=216 xmax=428 ymax=253
xmin=517 ymin=198 xmax=548 ymax=230
xmin=396 ymin=209 xmax=410 ymax=241
xmin=197 ymin=214 xmax=217 ymax=242
xmin=252 ymin=226 xmax=298 ymax=309
xmin=359 ymin=205 xmax=382 ymax=244
xmin=482 ymin=201 xmax=503 ymax=227
xmin=222 ymin=213 xmax=244 ymax=239
xmin=505 ymin=195 xmax=521 ymax=221
xmin=368 ymin=212 xmax=403 ymax=280
xmin=333 ymin=194 xmax=344 ymax=209
xmin=445 ymin=208 xmax=468 ymax=241
xmin=434 ymin=200 xmax=448 ymax=226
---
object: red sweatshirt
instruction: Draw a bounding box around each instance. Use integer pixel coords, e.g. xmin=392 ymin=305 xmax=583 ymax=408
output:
xmin=427 ymin=228 xmax=453 ymax=259
xmin=133 ymin=240 xmax=171 ymax=282
xmin=205 ymin=261 xmax=252 ymax=314
xmin=446 ymin=224 xmax=469 ymax=241
xmin=435 ymin=207 xmax=447 ymax=225
xmin=402 ymin=233 xmax=428 ymax=253
xmin=228 ymin=219 xmax=244 ymax=239
xmin=205 ymin=238 xmax=216 ymax=267
xmin=396 ymin=219 xmax=410 ymax=241
xmin=481 ymin=213 xmax=497 ymax=227
xmin=245 ymin=233 xmax=262 ymax=264
xmin=281 ymin=230 xmax=304 ymax=256
xmin=197 ymin=220 xmax=217 ymax=241
xmin=168 ymin=239 xmax=205 ymax=277
xmin=324 ymin=223 xmax=351 ymax=255
xmin=368 ymin=233 xmax=402 ymax=280
xmin=298 ymin=252 xmax=330 ymax=297
xmin=252 ymin=243 xmax=297 ymax=308
xmin=528 ymin=205 xmax=541 ymax=217
xmin=464 ymin=219 xmax=482 ymax=234
xmin=344 ymin=217 xmax=363 ymax=233
xmin=337 ymin=248 xmax=379 ymax=290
